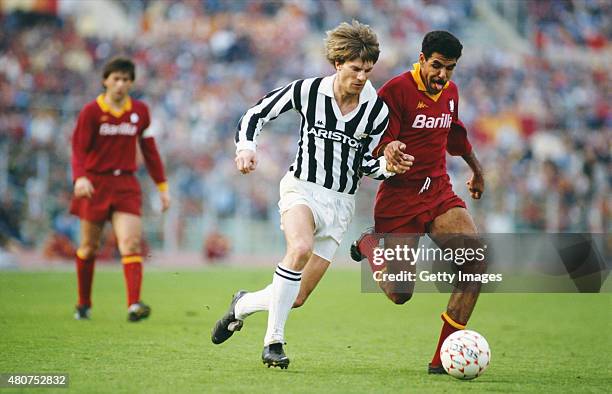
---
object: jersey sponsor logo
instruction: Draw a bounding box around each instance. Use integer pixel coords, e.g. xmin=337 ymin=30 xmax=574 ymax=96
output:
xmin=99 ymin=122 xmax=138 ymax=136
xmin=307 ymin=127 xmax=361 ymax=149
xmin=416 ymin=101 xmax=429 ymax=109
xmin=412 ymin=113 xmax=452 ymax=129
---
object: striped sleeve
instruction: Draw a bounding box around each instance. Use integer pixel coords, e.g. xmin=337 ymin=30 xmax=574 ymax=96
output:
xmin=235 ymin=80 xmax=298 ymax=153
xmin=360 ymin=100 xmax=395 ymax=180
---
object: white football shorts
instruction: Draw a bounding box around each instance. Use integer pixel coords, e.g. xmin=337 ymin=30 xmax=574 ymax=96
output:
xmin=278 ymin=172 xmax=355 ymax=262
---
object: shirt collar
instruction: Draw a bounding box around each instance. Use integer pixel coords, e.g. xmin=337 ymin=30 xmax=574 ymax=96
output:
xmin=318 ymin=74 xmax=377 ymax=104
xmin=96 ymin=94 xmax=132 ymax=118
xmin=410 ymin=63 xmax=448 ymax=102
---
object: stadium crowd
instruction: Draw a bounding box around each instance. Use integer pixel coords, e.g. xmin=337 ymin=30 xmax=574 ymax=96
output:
xmin=0 ymin=0 xmax=609 ymax=255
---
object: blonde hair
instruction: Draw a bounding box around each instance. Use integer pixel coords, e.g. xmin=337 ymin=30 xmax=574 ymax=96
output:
xmin=325 ymin=20 xmax=380 ymax=66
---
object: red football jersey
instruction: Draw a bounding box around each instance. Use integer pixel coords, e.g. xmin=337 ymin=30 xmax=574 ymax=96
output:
xmin=71 ymin=95 xmax=166 ymax=185
xmin=376 ymin=63 xmax=472 ymax=181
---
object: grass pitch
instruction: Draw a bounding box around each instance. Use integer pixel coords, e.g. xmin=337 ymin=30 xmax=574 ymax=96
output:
xmin=0 ymin=268 xmax=610 ymax=393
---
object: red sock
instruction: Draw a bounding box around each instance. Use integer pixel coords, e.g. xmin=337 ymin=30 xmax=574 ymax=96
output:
xmin=122 ymin=255 xmax=143 ymax=306
xmin=358 ymin=233 xmax=386 ymax=273
xmin=76 ymin=252 xmax=95 ymax=307
xmin=430 ymin=312 xmax=466 ymax=366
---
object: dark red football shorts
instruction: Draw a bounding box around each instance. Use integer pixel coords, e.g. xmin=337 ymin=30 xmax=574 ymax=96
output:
xmin=374 ymin=174 xmax=466 ymax=234
xmin=70 ymin=173 xmax=142 ymax=222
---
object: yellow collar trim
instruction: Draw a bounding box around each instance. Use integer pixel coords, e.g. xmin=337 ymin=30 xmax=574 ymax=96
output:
xmin=410 ymin=63 xmax=448 ymax=102
xmin=96 ymin=94 xmax=132 ymax=118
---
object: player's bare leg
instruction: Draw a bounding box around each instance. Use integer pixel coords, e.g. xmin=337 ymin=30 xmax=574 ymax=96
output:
xmin=261 ymin=204 xmax=315 ymax=368
xmin=74 ymin=220 xmax=104 ymax=319
xmin=354 ymin=232 xmax=418 ymax=304
xmin=78 ymin=220 xmax=105 ymax=259
xmin=279 ymin=205 xmax=315 ymax=271
xmin=428 ymin=207 xmax=486 ymax=373
xmin=378 ymin=235 xmax=419 ymax=304
xmin=112 ymin=211 xmax=150 ymax=321
xmin=430 ymin=207 xmax=483 ymax=323
xmin=293 ymin=254 xmax=330 ymax=308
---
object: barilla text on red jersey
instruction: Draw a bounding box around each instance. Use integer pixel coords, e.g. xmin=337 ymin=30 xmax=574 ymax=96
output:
xmin=71 ymin=95 xmax=166 ymax=184
xmin=376 ymin=63 xmax=472 ymax=181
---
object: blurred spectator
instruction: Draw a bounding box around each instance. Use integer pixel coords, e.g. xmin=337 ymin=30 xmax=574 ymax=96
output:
xmin=0 ymin=191 xmax=25 ymax=245
xmin=0 ymin=0 xmax=609 ymax=256
xmin=203 ymin=229 xmax=231 ymax=262
xmin=42 ymin=231 xmax=76 ymax=259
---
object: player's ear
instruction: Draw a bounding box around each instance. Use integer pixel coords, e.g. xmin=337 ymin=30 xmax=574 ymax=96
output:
xmin=335 ymin=60 xmax=343 ymax=72
xmin=418 ymin=52 xmax=426 ymax=65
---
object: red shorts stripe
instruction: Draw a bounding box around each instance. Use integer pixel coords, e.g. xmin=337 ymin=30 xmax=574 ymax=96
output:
xmin=374 ymin=174 xmax=466 ymax=234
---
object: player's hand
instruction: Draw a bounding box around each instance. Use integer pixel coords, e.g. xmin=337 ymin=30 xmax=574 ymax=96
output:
xmin=159 ymin=190 xmax=171 ymax=212
xmin=235 ymin=150 xmax=258 ymax=174
xmin=386 ymin=161 xmax=404 ymax=174
xmin=384 ymin=141 xmax=413 ymax=173
xmin=74 ymin=176 xmax=94 ymax=199
xmin=467 ymin=172 xmax=485 ymax=199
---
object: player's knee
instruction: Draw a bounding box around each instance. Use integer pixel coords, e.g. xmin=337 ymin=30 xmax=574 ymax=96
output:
xmin=77 ymin=244 xmax=98 ymax=260
xmin=119 ymin=235 xmax=141 ymax=255
xmin=453 ymin=236 xmax=487 ymax=274
xmin=286 ymin=240 xmax=313 ymax=264
xmin=388 ymin=292 xmax=413 ymax=305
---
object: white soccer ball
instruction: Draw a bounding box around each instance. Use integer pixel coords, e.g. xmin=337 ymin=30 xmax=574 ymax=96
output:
xmin=440 ymin=329 xmax=490 ymax=380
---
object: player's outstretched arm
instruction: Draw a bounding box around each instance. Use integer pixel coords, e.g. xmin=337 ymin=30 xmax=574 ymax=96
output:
xmin=235 ymin=149 xmax=258 ymax=174
xmin=462 ymin=151 xmax=484 ymax=199
xmin=235 ymin=80 xmax=299 ymax=155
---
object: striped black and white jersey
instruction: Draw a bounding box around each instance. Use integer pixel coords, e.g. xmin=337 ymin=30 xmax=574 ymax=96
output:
xmin=235 ymin=75 xmax=393 ymax=195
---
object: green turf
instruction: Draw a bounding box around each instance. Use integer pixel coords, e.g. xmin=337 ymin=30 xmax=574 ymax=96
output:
xmin=0 ymin=268 xmax=610 ymax=393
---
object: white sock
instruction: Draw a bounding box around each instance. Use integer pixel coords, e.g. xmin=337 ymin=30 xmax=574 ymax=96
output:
xmin=264 ymin=264 xmax=302 ymax=346
xmin=234 ymin=284 xmax=272 ymax=320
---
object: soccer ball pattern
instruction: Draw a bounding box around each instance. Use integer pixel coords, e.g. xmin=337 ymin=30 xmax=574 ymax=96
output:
xmin=440 ymin=330 xmax=490 ymax=380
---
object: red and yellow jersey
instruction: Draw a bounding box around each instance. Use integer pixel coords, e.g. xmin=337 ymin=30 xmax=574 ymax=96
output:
xmin=376 ymin=63 xmax=472 ymax=181
xmin=71 ymin=95 xmax=166 ymax=188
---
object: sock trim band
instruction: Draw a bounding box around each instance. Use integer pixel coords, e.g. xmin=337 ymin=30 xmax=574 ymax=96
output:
xmin=275 ymin=271 xmax=301 ymax=281
xmin=121 ymin=255 xmax=143 ymax=264
xmin=276 ymin=264 xmax=301 ymax=277
xmin=442 ymin=312 xmax=466 ymax=330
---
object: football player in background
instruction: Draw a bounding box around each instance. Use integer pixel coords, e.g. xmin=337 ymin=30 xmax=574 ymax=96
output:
xmin=70 ymin=57 xmax=170 ymax=322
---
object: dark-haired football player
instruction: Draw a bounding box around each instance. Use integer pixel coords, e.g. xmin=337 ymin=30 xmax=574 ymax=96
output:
xmin=352 ymin=31 xmax=486 ymax=374
xmin=70 ymin=57 xmax=170 ymax=322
